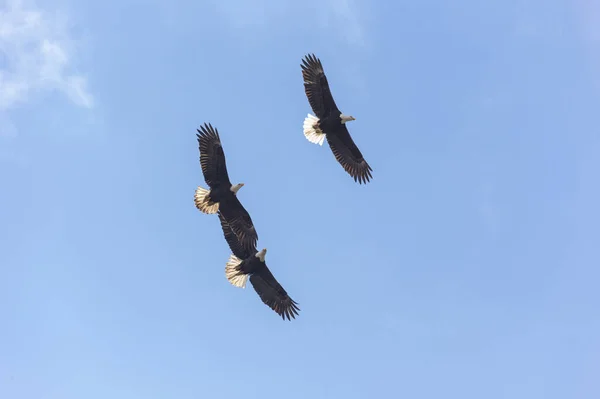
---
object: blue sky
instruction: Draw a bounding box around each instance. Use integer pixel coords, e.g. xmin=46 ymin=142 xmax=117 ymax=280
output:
xmin=1 ymin=0 xmax=599 ymax=398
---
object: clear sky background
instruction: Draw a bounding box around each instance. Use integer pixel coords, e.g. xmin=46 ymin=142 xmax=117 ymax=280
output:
xmin=1 ymin=0 xmax=599 ymax=398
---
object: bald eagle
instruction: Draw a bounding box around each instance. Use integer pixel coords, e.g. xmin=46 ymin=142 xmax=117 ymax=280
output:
xmin=301 ymin=53 xmax=373 ymax=184
xmin=218 ymin=212 xmax=300 ymax=320
xmin=194 ymin=123 xmax=258 ymax=253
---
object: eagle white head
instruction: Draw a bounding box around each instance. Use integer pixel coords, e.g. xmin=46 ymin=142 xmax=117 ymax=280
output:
xmin=340 ymin=113 xmax=355 ymax=124
xmin=230 ymin=183 xmax=244 ymax=194
xmin=256 ymin=248 xmax=267 ymax=262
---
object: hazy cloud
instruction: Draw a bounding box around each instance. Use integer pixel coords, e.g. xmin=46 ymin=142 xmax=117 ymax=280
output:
xmin=575 ymin=0 xmax=600 ymax=43
xmin=0 ymin=0 xmax=93 ymax=110
xmin=210 ymin=0 xmax=367 ymax=47
xmin=321 ymin=0 xmax=365 ymax=47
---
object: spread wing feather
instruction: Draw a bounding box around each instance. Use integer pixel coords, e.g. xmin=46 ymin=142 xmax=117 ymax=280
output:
xmin=250 ymin=268 xmax=300 ymax=321
xmin=219 ymin=196 xmax=259 ymax=254
xmin=301 ymin=53 xmax=339 ymax=119
xmin=217 ymin=212 xmax=253 ymax=260
xmin=326 ymin=124 xmax=373 ymax=184
xmin=197 ymin=123 xmax=231 ymax=188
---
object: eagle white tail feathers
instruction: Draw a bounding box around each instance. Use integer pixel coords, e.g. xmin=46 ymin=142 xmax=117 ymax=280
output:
xmin=225 ymin=254 xmax=249 ymax=288
xmin=303 ymin=114 xmax=325 ymax=146
xmin=194 ymin=186 xmax=219 ymax=214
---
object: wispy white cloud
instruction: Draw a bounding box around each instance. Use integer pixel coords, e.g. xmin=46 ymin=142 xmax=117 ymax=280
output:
xmin=206 ymin=0 xmax=369 ymax=96
xmin=0 ymin=0 xmax=93 ymax=111
xmin=320 ymin=0 xmax=365 ymax=47
xmin=209 ymin=0 xmax=368 ymax=47
xmin=575 ymin=0 xmax=600 ymax=43
xmin=573 ymin=0 xmax=600 ymax=88
xmin=209 ymin=0 xmax=288 ymax=30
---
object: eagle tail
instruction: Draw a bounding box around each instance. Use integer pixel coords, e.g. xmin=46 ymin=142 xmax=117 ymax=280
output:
xmin=194 ymin=186 xmax=219 ymax=214
xmin=225 ymin=254 xmax=249 ymax=288
xmin=303 ymin=114 xmax=325 ymax=146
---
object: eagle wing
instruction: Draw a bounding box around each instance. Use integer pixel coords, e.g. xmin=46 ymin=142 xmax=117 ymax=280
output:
xmin=217 ymin=211 xmax=254 ymax=260
xmin=326 ymin=124 xmax=373 ymax=184
xmin=219 ymin=195 xmax=259 ymax=254
xmin=197 ymin=123 xmax=232 ymax=189
xmin=301 ymin=53 xmax=339 ymax=119
xmin=250 ymin=266 xmax=300 ymax=320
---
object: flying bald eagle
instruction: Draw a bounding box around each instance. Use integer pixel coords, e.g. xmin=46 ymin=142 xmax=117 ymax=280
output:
xmin=218 ymin=212 xmax=300 ymax=320
xmin=301 ymin=53 xmax=373 ymax=184
xmin=194 ymin=122 xmax=258 ymax=253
